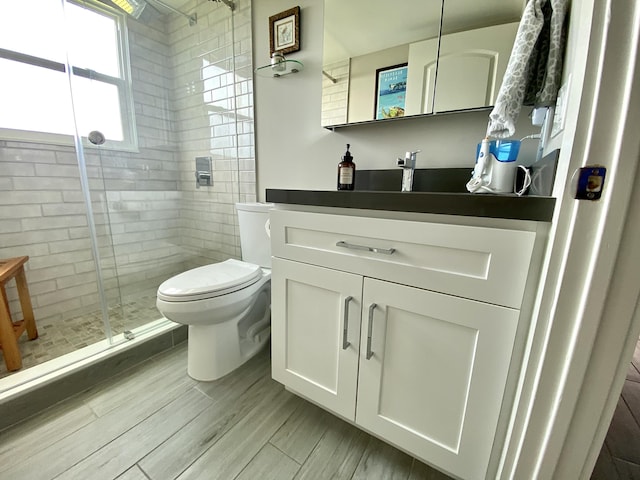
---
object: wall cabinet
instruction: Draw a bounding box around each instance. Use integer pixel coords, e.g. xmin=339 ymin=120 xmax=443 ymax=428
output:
xmin=322 ymin=0 xmax=523 ymax=127
xmin=405 ymin=23 xmax=518 ymax=115
xmin=432 ymin=22 xmax=519 ymax=113
xmin=270 ymin=209 xmax=538 ymax=480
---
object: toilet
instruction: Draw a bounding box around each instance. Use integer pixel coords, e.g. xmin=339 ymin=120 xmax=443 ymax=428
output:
xmin=156 ymin=203 xmax=273 ymax=381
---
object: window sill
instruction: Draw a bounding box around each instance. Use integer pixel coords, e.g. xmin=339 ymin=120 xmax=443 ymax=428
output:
xmin=0 ymin=128 xmax=141 ymax=154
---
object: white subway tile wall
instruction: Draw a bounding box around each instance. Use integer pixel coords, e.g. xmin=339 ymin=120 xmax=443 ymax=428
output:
xmin=0 ymin=0 xmax=255 ymax=334
xmin=321 ymin=59 xmax=350 ymax=127
xmin=171 ymin=0 xmax=256 ymax=270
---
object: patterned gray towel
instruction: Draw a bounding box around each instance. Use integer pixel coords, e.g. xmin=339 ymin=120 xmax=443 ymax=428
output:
xmin=487 ymin=0 xmax=569 ymax=138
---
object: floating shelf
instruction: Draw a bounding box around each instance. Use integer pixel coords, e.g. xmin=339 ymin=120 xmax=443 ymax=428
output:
xmin=255 ymin=59 xmax=304 ymax=78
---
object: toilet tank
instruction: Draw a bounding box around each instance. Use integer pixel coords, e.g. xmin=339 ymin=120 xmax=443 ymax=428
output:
xmin=236 ymin=203 xmax=273 ymax=268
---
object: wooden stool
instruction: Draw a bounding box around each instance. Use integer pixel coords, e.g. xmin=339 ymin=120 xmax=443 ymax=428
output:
xmin=0 ymin=256 xmax=38 ymax=371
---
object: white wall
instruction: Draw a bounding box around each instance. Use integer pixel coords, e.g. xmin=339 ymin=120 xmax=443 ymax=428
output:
xmin=253 ymin=0 xmax=539 ymax=200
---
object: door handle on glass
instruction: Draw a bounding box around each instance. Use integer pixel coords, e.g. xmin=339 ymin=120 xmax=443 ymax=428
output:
xmin=342 ymin=296 xmax=353 ymax=350
xmin=336 ymin=241 xmax=395 ymax=255
xmin=366 ymin=303 xmax=377 ymax=360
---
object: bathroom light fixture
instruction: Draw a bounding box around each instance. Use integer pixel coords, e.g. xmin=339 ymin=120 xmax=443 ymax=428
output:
xmin=110 ymin=0 xmax=146 ymax=19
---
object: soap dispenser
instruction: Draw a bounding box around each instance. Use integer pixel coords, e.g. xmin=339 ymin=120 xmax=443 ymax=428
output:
xmin=337 ymin=144 xmax=356 ymax=190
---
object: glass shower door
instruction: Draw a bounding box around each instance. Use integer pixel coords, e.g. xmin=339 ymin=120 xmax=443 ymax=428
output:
xmin=63 ymin=0 xmax=170 ymax=340
xmin=0 ymin=0 xmax=119 ymax=379
xmin=68 ymin=0 xmax=253 ymax=338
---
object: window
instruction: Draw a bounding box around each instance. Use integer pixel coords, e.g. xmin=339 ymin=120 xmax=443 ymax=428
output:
xmin=0 ymin=0 xmax=136 ymax=147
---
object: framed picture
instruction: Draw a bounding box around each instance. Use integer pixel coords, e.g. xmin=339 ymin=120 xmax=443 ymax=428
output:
xmin=374 ymin=63 xmax=408 ymax=120
xmin=269 ymin=6 xmax=300 ymax=56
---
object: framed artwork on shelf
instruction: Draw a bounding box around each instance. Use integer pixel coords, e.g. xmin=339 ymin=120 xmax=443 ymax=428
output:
xmin=269 ymin=6 xmax=300 ymax=56
xmin=374 ymin=63 xmax=408 ymax=120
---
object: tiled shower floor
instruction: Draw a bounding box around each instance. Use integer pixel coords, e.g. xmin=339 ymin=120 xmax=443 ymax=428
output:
xmin=0 ymin=296 xmax=162 ymax=380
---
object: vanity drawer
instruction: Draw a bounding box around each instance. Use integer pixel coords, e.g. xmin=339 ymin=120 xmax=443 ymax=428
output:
xmin=270 ymin=210 xmax=536 ymax=309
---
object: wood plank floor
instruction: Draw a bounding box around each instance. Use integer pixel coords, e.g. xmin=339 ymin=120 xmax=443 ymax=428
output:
xmin=592 ymin=339 xmax=640 ymax=480
xmin=0 ymin=343 xmax=453 ymax=480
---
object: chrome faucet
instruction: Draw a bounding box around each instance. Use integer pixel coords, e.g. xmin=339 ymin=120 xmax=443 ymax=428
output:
xmin=396 ymin=150 xmax=420 ymax=192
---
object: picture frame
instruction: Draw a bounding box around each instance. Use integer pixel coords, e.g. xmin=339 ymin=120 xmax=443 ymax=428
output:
xmin=269 ymin=6 xmax=300 ymax=56
xmin=374 ymin=63 xmax=408 ymax=120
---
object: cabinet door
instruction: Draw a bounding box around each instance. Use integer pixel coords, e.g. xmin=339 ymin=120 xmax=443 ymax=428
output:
xmin=405 ymin=36 xmax=438 ymax=115
xmin=271 ymin=257 xmax=363 ymax=421
xmin=356 ymin=278 xmax=519 ymax=480
xmin=434 ymin=23 xmax=518 ymax=112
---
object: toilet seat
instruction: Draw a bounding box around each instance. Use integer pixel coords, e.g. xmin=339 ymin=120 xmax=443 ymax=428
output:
xmin=157 ymin=259 xmax=262 ymax=302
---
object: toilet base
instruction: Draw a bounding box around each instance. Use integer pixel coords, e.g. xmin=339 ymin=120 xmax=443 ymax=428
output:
xmin=157 ymin=268 xmax=272 ymax=381
xmin=187 ymin=319 xmax=270 ymax=381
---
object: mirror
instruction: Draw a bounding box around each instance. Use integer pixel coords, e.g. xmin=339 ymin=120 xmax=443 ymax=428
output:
xmin=322 ymin=0 xmax=524 ymax=128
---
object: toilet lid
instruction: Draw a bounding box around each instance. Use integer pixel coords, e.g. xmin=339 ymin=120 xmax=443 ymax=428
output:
xmin=157 ymin=259 xmax=262 ymax=302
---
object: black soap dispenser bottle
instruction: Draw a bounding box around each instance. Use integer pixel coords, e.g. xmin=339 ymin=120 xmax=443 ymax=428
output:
xmin=337 ymin=144 xmax=356 ymax=190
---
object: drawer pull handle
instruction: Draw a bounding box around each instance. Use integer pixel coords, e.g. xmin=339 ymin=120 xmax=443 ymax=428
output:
xmin=342 ymin=296 xmax=353 ymax=350
xmin=366 ymin=303 xmax=377 ymax=360
xmin=336 ymin=241 xmax=395 ymax=255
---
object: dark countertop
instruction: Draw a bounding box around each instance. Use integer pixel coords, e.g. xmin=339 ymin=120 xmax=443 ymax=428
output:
xmin=265 ymin=189 xmax=556 ymax=222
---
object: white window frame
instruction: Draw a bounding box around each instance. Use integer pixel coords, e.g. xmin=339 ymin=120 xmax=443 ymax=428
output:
xmin=0 ymin=0 xmax=138 ymax=151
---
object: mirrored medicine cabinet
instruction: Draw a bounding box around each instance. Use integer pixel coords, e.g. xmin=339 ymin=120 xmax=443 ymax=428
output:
xmin=321 ymin=0 xmax=525 ymax=129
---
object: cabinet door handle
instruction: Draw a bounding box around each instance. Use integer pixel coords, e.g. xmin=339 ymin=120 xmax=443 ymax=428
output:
xmin=336 ymin=241 xmax=395 ymax=255
xmin=366 ymin=303 xmax=377 ymax=360
xmin=342 ymin=296 xmax=353 ymax=350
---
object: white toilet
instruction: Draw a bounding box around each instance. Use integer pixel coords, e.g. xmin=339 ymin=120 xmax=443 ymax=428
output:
xmin=156 ymin=203 xmax=273 ymax=381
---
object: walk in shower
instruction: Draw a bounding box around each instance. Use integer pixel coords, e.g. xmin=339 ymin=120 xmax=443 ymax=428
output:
xmin=0 ymin=0 xmax=256 ymax=385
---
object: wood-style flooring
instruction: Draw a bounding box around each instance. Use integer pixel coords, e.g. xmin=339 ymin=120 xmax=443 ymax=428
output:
xmin=591 ymin=338 xmax=640 ymax=480
xmin=0 ymin=343 xmax=453 ymax=480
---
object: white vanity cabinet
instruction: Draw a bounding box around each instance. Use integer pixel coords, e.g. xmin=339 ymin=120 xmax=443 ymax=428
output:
xmin=270 ymin=208 xmax=538 ymax=480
